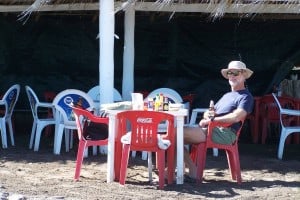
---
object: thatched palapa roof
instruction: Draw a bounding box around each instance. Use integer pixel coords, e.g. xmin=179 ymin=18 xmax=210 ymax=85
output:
xmin=1 ymin=1 xmax=300 ymax=15
xmin=0 ymin=1 xmax=298 ymax=24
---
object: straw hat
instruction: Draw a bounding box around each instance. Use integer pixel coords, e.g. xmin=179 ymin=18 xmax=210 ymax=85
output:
xmin=221 ymin=61 xmax=253 ymax=79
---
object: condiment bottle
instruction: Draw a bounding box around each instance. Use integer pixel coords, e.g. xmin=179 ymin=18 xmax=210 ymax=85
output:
xmin=154 ymin=94 xmax=160 ymax=111
xmin=148 ymin=98 xmax=154 ymax=111
xmin=159 ymin=93 xmax=164 ymax=111
xmin=163 ymin=96 xmax=169 ymax=111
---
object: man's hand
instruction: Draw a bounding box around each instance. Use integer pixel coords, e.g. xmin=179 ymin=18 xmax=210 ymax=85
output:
xmin=199 ymin=118 xmax=210 ymax=127
xmin=200 ymin=108 xmax=247 ymax=126
xmin=203 ymin=110 xmax=214 ymax=119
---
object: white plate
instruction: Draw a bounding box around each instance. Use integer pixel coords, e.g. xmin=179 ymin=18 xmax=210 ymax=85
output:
xmin=169 ymin=103 xmax=183 ymax=108
xmin=101 ymin=101 xmax=132 ymax=110
xmin=168 ymin=103 xmax=183 ymax=111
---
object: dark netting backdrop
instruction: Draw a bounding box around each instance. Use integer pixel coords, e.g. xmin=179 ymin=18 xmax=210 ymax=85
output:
xmin=0 ymin=12 xmax=300 ymax=110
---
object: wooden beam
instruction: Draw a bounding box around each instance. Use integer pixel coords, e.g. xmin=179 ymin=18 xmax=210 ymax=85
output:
xmin=0 ymin=2 xmax=300 ymax=14
xmin=0 ymin=3 xmax=99 ymax=12
xmin=134 ymin=2 xmax=300 ymax=14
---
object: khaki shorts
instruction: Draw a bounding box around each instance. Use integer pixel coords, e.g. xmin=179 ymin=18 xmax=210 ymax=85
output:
xmin=210 ymin=127 xmax=237 ymax=145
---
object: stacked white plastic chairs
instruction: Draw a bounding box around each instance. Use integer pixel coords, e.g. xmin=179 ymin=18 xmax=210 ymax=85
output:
xmin=25 ymin=86 xmax=56 ymax=151
xmin=272 ymin=93 xmax=300 ymax=159
xmin=53 ymin=89 xmax=95 ymax=155
xmin=87 ymin=85 xmax=122 ymax=155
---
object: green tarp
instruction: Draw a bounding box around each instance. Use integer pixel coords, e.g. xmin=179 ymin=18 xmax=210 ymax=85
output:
xmin=0 ymin=13 xmax=299 ymax=109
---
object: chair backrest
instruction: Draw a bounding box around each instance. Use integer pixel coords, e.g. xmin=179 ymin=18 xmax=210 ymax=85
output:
xmin=272 ymin=93 xmax=297 ymax=125
xmin=259 ymin=94 xmax=279 ymax=121
xmin=53 ymin=89 xmax=95 ymax=126
xmin=272 ymin=93 xmax=283 ymax=112
xmin=72 ymin=106 xmax=109 ymax=141
xmin=1 ymin=84 xmax=20 ymax=118
xmin=182 ymin=93 xmax=196 ymax=107
xmin=260 ymin=94 xmax=296 ymax=121
xmin=272 ymin=93 xmax=296 ymax=111
xmin=117 ymin=110 xmax=174 ymax=151
xmin=146 ymin=88 xmax=183 ymax=103
xmin=25 ymin=86 xmax=40 ymax=119
xmin=87 ymin=85 xmax=123 ymax=102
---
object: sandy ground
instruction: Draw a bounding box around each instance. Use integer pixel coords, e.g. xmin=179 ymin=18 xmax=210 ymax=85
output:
xmin=0 ymin=133 xmax=299 ymax=200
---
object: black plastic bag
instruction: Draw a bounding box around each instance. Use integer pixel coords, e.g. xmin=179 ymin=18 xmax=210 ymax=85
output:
xmin=83 ymin=121 xmax=108 ymax=141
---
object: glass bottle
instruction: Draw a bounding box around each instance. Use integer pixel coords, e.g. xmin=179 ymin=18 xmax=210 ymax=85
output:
xmin=208 ymin=100 xmax=215 ymax=119
xmin=159 ymin=93 xmax=164 ymax=111
xmin=148 ymin=98 xmax=154 ymax=111
xmin=154 ymin=94 xmax=160 ymax=111
xmin=163 ymin=96 xmax=169 ymax=111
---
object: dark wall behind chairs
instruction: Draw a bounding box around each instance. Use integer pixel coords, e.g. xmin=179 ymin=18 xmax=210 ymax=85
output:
xmin=0 ymin=12 xmax=300 ymax=112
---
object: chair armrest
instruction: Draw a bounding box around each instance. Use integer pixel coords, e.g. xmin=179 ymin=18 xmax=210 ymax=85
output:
xmin=0 ymin=100 xmax=5 ymax=105
xmin=206 ymin=121 xmax=236 ymax=137
xmin=37 ymin=102 xmax=54 ymax=108
xmin=35 ymin=102 xmax=56 ymax=117
xmin=208 ymin=121 xmax=233 ymax=129
xmin=189 ymin=108 xmax=207 ymax=125
xmin=206 ymin=120 xmax=244 ymax=146
xmin=281 ymin=108 xmax=300 ymax=116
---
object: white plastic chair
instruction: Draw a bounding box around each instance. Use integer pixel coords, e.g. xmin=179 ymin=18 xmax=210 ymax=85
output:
xmin=146 ymin=88 xmax=183 ymax=104
xmin=146 ymin=87 xmax=190 ymax=122
xmin=135 ymin=88 xmax=185 ymax=160
xmin=272 ymin=93 xmax=300 ymax=159
xmin=0 ymin=84 xmax=20 ymax=148
xmin=53 ymin=89 xmax=95 ymax=155
xmin=87 ymin=85 xmax=122 ymax=155
xmin=87 ymin=85 xmax=122 ymax=104
xmin=25 ymin=86 xmax=56 ymax=151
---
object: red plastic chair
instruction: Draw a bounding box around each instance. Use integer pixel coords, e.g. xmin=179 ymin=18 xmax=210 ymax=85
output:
xmin=43 ymin=91 xmax=56 ymax=136
xmin=115 ymin=110 xmax=175 ymax=189
xmin=260 ymin=94 xmax=296 ymax=144
xmin=72 ymin=106 xmax=109 ymax=180
xmin=182 ymin=93 xmax=196 ymax=108
xmin=245 ymin=96 xmax=261 ymax=143
xmin=44 ymin=91 xmax=56 ymax=103
xmin=190 ymin=120 xmax=245 ymax=184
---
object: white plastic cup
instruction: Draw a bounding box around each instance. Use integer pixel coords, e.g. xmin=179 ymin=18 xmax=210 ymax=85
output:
xmin=131 ymin=93 xmax=144 ymax=110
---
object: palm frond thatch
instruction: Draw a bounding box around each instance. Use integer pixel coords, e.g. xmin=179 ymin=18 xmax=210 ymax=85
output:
xmin=18 ymin=0 xmax=49 ymax=24
xmin=16 ymin=0 xmax=300 ymax=24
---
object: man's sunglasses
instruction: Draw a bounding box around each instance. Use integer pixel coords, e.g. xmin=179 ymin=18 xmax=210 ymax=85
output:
xmin=226 ymin=70 xmax=242 ymax=76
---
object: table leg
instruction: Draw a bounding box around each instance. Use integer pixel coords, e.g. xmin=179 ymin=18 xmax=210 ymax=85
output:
xmin=176 ymin=116 xmax=184 ymax=184
xmin=107 ymin=114 xmax=116 ymax=183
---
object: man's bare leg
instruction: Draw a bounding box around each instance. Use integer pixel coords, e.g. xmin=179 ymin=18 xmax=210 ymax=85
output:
xmin=184 ymin=147 xmax=197 ymax=178
xmin=183 ymin=126 xmax=207 ymax=178
xmin=184 ymin=126 xmax=206 ymax=144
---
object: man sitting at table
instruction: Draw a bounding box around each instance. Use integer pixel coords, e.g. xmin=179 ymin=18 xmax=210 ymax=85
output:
xmin=183 ymin=60 xmax=254 ymax=179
